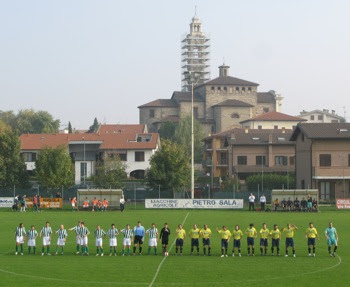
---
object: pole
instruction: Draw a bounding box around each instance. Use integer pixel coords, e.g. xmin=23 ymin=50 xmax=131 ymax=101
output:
xmin=191 ymin=82 xmax=195 ymax=199
xmin=258 ymin=184 xmax=260 ymax=202
xmin=61 ymin=185 xmax=64 ymax=207
xmin=13 ymin=185 xmax=15 ymax=199
xmin=233 ymin=182 xmax=235 ymax=199
xmin=83 ymin=138 xmax=86 ymax=187
xmin=158 ymin=184 xmax=160 ymax=199
xmin=134 ymin=182 xmax=136 ymax=209
xmin=287 ymin=162 xmax=289 ymax=189
xmin=343 ymin=154 xmax=345 ymax=199
xmin=261 ymin=159 xmax=264 ymax=193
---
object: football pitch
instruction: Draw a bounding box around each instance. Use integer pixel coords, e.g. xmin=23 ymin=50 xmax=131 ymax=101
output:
xmin=0 ymin=207 xmax=348 ymax=287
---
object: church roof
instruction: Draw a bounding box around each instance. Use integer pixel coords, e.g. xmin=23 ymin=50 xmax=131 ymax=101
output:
xmin=257 ymin=92 xmax=276 ymax=103
xmin=202 ymin=76 xmax=259 ymax=87
xmin=138 ymin=99 xmax=177 ymax=108
xmin=212 ymin=99 xmax=254 ymax=108
xmin=171 ymin=91 xmax=204 ymax=102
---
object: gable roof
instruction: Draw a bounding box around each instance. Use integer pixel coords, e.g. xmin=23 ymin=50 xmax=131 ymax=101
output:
xmin=212 ymin=99 xmax=254 ymax=108
xmin=138 ymin=99 xmax=177 ymax=108
xmin=299 ymin=109 xmax=344 ymax=120
xmin=230 ymin=128 xmax=294 ymax=145
xmin=20 ymin=133 xmax=159 ymax=151
xmin=240 ymin=111 xmax=306 ymax=123
xmin=200 ymin=76 xmax=259 ymax=87
xmin=171 ymin=91 xmax=204 ymax=102
xmin=153 ymin=115 xmax=180 ymax=124
xmin=290 ymin=123 xmax=350 ymax=141
xmin=257 ymin=92 xmax=276 ymax=103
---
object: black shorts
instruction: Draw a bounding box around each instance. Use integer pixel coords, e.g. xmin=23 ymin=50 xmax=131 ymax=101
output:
xmin=260 ymin=238 xmax=268 ymax=247
xmin=202 ymin=238 xmax=210 ymax=246
xmin=221 ymin=239 xmax=228 ymax=248
xmin=247 ymin=237 xmax=255 ymax=246
xmin=233 ymin=239 xmax=241 ymax=248
xmin=134 ymin=235 xmax=143 ymax=244
xmin=161 ymin=238 xmax=169 ymax=245
xmin=176 ymin=239 xmax=184 ymax=247
xmin=272 ymin=238 xmax=280 ymax=247
xmin=308 ymin=238 xmax=316 ymax=246
xmin=191 ymin=238 xmax=199 ymax=247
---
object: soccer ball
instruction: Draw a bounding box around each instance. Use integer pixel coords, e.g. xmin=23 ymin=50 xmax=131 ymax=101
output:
xmin=164 ymin=252 xmax=169 ymax=256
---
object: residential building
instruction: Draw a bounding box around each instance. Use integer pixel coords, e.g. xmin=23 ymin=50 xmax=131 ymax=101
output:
xmin=20 ymin=125 xmax=159 ymax=184
xmin=202 ymin=128 xmax=295 ymax=183
xmin=299 ymin=109 xmax=344 ymax=123
xmin=139 ymin=65 xmax=282 ymax=135
xmin=290 ymin=123 xmax=350 ymax=202
xmin=240 ymin=111 xmax=306 ymax=130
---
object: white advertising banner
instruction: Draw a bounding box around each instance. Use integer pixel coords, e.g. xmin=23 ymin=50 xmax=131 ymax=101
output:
xmin=145 ymin=199 xmax=244 ymax=209
xmin=0 ymin=197 xmax=14 ymax=208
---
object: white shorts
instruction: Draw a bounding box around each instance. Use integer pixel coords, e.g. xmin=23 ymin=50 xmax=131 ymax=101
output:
xmin=28 ymin=239 xmax=36 ymax=247
xmin=16 ymin=236 xmax=24 ymax=244
xmin=123 ymin=238 xmax=131 ymax=246
xmin=71 ymin=203 xmax=75 ymax=207
xmin=149 ymin=238 xmax=157 ymax=247
xmin=110 ymin=238 xmax=117 ymax=247
xmin=42 ymin=236 xmax=50 ymax=246
xmin=76 ymin=235 xmax=80 ymax=245
xmin=81 ymin=236 xmax=88 ymax=245
xmin=95 ymin=238 xmax=103 ymax=247
xmin=57 ymin=238 xmax=66 ymax=246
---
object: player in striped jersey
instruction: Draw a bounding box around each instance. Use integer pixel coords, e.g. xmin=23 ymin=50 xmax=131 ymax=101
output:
xmin=146 ymin=223 xmax=158 ymax=255
xmin=40 ymin=222 xmax=52 ymax=256
xmin=121 ymin=224 xmax=133 ymax=256
xmin=55 ymin=225 xmax=67 ymax=255
xmin=69 ymin=221 xmax=82 ymax=254
xmin=80 ymin=222 xmax=90 ymax=256
xmin=27 ymin=225 xmax=38 ymax=254
xmin=94 ymin=225 xmax=106 ymax=256
xmin=107 ymin=224 xmax=119 ymax=256
xmin=15 ymin=223 xmax=26 ymax=255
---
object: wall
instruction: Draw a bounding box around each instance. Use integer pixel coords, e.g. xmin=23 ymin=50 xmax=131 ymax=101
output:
xmin=295 ymin=132 xmax=312 ymax=189
xmin=214 ymin=106 xmax=252 ymax=131
xmin=125 ymin=149 xmax=156 ymax=176
xmin=139 ymin=107 xmax=178 ymax=132
xmin=75 ymin=160 xmax=95 ymax=185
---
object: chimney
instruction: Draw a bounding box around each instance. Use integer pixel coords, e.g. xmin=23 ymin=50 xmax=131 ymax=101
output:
xmin=269 ymin=133 xmax=273 ymax=143
xmin=219 ymin=64 xmax=230 ymax=77
xmin=332 ymin=110 xmax=335 ymax=115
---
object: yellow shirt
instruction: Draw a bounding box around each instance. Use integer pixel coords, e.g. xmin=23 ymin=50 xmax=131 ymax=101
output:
xmin=232 ymin=230 xmax=243 ymax=240
xmin=189 ymin=228 xmax=200 ymax=239
xmin=218 ymin=230 xmax=231 ymax=240
xmin=176 ymin=229 xmax=186 ymax=239
xmin=306 ymin=227 xmax=318 ymax=238
xmin=270 ymin=229 xmax=281 ymax=239
xmin=283 ymin=227 xmax=296 ymax=238
xmin=246 ymin=227 xmax=257 ymax=238
xmin=200 ymin=228 xmax=212 ymax=239
xmin=260 ymin=228 xmax=270 ymax=239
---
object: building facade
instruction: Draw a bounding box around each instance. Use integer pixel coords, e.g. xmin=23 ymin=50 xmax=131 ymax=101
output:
xmin=298 ymin=109 xmax=344 ymax=123
xmin=139 ymin=65 xmax=282 ymax=135
xmin=291 ymin=123 xmax=350 ymax=202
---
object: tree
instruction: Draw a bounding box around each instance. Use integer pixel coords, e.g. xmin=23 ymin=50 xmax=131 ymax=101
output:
xmin=0 ymin=109 xmax=60 ymax=134
xmin=246 ymin=173 xmax=296 ymax=191
xmin=173 ymin=116 xmax=204 ymax=163
xmin=88 ymin=117 xmax=99 ymax=133
xmin=92 ymin=156 xmax=127 ymax=188
xmin=146 ymin=140 xmax=190 ymax=194
xmin=0 ymin=124 xmax=28 ymax=187
xmin=35 ymin=146 xmax=74 ymax=189
xmin=68 ymin=121 xmax=73 ymax=133
xmin=158 ymin=121 xmax=177 ymax=140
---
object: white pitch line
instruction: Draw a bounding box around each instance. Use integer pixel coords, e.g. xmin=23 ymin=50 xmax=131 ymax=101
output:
xmin=149 ymin=212 xmax=190 ymax=287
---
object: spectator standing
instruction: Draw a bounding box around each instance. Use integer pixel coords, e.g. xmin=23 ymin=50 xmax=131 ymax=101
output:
xmin=248 ymin=193 xmax=255 ymax=211
xmin=260 ymin=195 xmax=266 ymax=211
xmin=120 ymin=197 xmax=125 ymax=212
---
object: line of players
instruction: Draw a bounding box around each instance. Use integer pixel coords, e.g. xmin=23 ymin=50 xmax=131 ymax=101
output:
xmin=14 ymin=221 xmax=339 ymax=258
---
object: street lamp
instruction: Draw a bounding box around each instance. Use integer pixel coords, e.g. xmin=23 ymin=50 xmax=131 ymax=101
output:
xmin=82 ymin=137 xmax=86 ymax=186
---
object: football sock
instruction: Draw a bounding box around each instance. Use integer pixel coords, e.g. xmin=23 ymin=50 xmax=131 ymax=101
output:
xmin=76 ymin=245 xmax=79 ymax=252
xmin=28 ymin=246 xmax=31 ymax=253
xmin=292 ymin=249 xmax=295 ymax=255
xmin=42 ymin=247 xmax=45 ymax=253
xmin=328 ymin=246 xmax=331 ymax=253
xmin=221 ymin=248 xmax=224 ymax=255
xmin=122 ymin=249 xmax=125 ymax=255
xmin=271 ymin=247 xmax=274 ymax=253
xmin=154 ymin=248 xmax=157 ymax=255
xmin=133 ymin=247 xmax=136 ymax=253
xmin=252 ymin=247 xmax=255 ymax=255
xmin=238 ymin=248 xmax=241 ymax=254
xmin=225 ymin=248 xmax=228 ymax=255
xmin=277 ymin=247 xmax=280 ymax=253
xmin=110 ymin=247 xmax=112 ymax=253
xmin=334 ymin=246 xmax=337 ymax=253
xmin=197 ymin=247 xmax=199 ymax=253
xmin=16 ymin=246 xmax=18 ymax=252
xmin=180 ymin=247 xmax=183 ymax=254
xmin=203 ymin=247 xmax=206 ymax=255
xmin=208 ymin=247 xmax=211 ymax=255
xmin=139 ymin=247 xmax=142 ymax=253
xmin=265 ymin=247 xmax=267 ymax=254
xmin=148 ymin=247 xmax=151 ymax=255
xmin=96 ymin=247 xmax=99 ymax=254
xmin=61 ymin=246 xmax=64 ymax=253
xmin=114 ymin=247 xmax=117 ymax=254
xmin=101 ymin=248 xmax=103 ymax=254
xmin=20 ymin=245 xmax=23 ymax=253
xmin=313 ymin=246 xmax=315 ymax=254
xmin=247 ymin=247 xmax=250 ymax=255
xmin=285 ymin=249 xmax=288 ymax=255
xmin=86 ymin=246 xmax=89 ymax=253
xmin=33 ymin=247 xmax=36 ymax=254
xmin=47 ymin=246 xmax=50 ymax=253
xmin=175 ymin=247 xmax=178 ymax=254
xmin=308 ymin=247 xmax=311 ymax=253
xmin=56 ymin=247 xmax=58 ymax=253
xmin=127 ymin=247 xmax=130 ymax=254
xmin=260 ymin=247 xmax=263 ymax=254
xmin=191 ymin=247 xmax=194 ymax=253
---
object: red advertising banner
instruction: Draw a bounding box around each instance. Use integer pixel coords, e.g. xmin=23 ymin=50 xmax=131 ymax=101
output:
xmin=25 ymin=198 xmax=62 ymax=209
xmin=336 ymin=198 xmax=350 ymax=209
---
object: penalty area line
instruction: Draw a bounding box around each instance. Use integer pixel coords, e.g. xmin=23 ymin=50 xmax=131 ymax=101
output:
xmin=149 ymin=212 xmax=190 ymax=287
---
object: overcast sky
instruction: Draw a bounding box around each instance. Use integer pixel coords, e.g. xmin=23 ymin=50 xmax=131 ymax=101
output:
xmin=1 ymin=0 xmax=349 ymax=129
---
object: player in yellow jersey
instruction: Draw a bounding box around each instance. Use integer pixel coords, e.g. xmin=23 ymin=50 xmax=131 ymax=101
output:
xmin=282 ymin=223 xmax=298 ymax=257
xmin=189 ymin=224 xmax=200 ymax=255
xmin=245 ymin=223 xmax=257 ymax=256
xmin=305 ymin=222 xmax=319 ymax=257
xmin=232 ymin=225 xmax=243 ymax=257
xmin=216 ymin=226 xmax=231 ymax=257
xmin=200 ymin=224 xmax=212 ymax=256
xmin=270 ymin=224 xmax=281 ymax=256
xmin=175 ymin=224 xmax=186 ymax=256
xmin=259 ymin=223 xmax=270 ymax=256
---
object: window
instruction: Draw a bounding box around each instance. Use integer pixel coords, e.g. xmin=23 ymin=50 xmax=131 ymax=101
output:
xmin=301 ymin=180 xmax=305 ymax=189
xmin=320 ymin=154 xmax=331 ymax=167
xmin=348 ymin=154 xmax=350 ymax=166
xmin=320 ymin=182 xmax=331 ymax=201
xmin=149 ymin=109 xmax=155 ymax=118
xmin=211 ymin=86 xmax=215 ymax=91
xmin=331 ymin=120 xmax=339 ymax=123
xmin=258 ymin=125 xmax=262 ymax=130
xmin=235 ymin=87 xmax=240 ymax=91
xmin=274 ymin=125 xmax=278 ymax=129
xmin=80 ymin=162 xmax=87 ymax=182
xmin=248 ymin=87 xmax=252 ymax=91
xmin=135 ymin=151 xmax=145 ymax=162
xmin=118 ymin=154 xmax=127 ymax=161
xmin=301 ymin=134 xmax=305 ymax=141
xmin=289 ymin=156 xmax=295 ymax=165
xmin=193 ymin=107 xmax=199 ymax=119
xmin=23 ymin=152 xmax=36 ymax=162
xmin=223 ymin=87 xmax=227 ymax=92
xmin=256 ymin=156 xmax=266 ymax=166
xmin=237 ymin=156 xmax=247 ymax=165
xmin=242 ymin=87 xmax=246 ymax=91
xmin=318 ymin=115 xmax=323 ymax=120
xmin=275 ymin=156 xmax=288 ymax=166
xmin=310 ymin=115 xmax=315 ymax=120
xmin=231 ymin=113 xmax=239 ymax=119
xmin=218 ymin=87 xmax=221 ymax=91
xmin=263 ymin=108 xmax=269 ymax=113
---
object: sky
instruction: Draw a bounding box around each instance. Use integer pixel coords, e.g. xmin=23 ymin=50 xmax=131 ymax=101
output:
xmin=1 ymin=0 xmax=350 ymax=129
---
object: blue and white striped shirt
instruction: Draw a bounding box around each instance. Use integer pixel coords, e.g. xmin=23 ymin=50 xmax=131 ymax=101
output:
xmin=15 ymin=227 xmax=26 ymax=237
xmin=94 ymin=229 xmax=106 ymax=239
xmin=40 ymin=226 xmax=52 ymax=237
xmin=121 ymin=229 xmax=133 ymax=238
xmin=56 ymin=229 xmax=67 ymax=239
xmin=27 ymin=230 xmax=38 ymax=239
xmin=146 ymin=228 xmax=158 ymax=239
xmin=107 ymin=228 xmax=119 ymax=239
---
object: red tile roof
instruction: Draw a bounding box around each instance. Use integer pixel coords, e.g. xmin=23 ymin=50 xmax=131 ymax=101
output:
xmin=240 ymin=111 xmax=306 ymax=123
xmin=97 ymin=124 xmax=146 ymax=134
xmin=20 ymin=133 xmax=159 ymax=151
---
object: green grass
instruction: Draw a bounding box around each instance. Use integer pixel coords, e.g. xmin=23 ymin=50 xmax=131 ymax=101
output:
xmin=0 ymin=206 xmax=348 ymax=287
